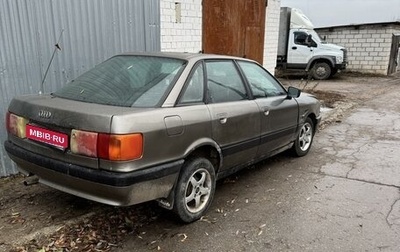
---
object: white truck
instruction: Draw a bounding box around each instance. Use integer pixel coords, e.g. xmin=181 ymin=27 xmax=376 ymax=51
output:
xmin=277 ymin=7 xmax=347 ymax=80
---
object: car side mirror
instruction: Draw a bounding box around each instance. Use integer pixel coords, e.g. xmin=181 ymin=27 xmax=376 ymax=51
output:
xmin=287 ymin=86 xmax=301 ymax=99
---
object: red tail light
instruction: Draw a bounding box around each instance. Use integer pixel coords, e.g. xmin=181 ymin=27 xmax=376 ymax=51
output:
xmin=98 ymin=133 xmax=143 ymax=161
xmin=71 ymin=130 xmax=98 ymax=157
xmin=6 ymin=112 xmax=28 ymax=138
xmin=71 ymin=130 xmax=143 ymax=161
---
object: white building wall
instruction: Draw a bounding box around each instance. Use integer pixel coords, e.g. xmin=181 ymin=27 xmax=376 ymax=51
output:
xmin=317 ymin=24 xmax=400 ymax=75
xmin=160 ymin=0 xmax=202 ymax=53
xmin=263 ymin=0 xmax=281 ymax=74
xmin=160 ymin=0 xmax=281 ymax=75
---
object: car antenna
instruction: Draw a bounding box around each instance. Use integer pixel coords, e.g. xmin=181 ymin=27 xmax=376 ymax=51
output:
xmin=39 ymin=29 xmax=64 ymax=95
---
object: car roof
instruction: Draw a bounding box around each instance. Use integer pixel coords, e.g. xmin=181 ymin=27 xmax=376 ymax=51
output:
xmin=117 ymin=51 xmax=256 ymax=63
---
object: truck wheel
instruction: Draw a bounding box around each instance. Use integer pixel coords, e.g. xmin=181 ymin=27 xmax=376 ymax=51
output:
xmin=311 ymin=62 xmax=331 ymax=80
xmin=292 ymin=117 xmax=314 ymax=157
xmin=173 ymin=157 xmax=216 ymax=223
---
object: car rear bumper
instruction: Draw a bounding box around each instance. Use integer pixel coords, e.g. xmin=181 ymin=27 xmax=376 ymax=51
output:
xmin=4 ymin=140 xmax=183 ymax=206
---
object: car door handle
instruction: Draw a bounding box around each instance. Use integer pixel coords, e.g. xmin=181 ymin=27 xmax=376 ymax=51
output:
xmin=219 ymin=117 xmax=227 ymax=124
xmin=262 ymin=107 xmax=270 ymax=116
xmin=292 ymin=46 xmax=297 ymax=50
xmin=217 ymin=113 xmax=228 ymax=124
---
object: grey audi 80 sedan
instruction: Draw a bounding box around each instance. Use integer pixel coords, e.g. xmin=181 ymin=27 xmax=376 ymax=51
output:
xmin=5 ymin=52 xmax=321 ymax=223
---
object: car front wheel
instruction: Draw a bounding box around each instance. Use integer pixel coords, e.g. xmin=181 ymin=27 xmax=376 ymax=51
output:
xmin=292 ymin=117 xmax=315 ymax=157
xmin=173 ymin=157 xmax=216 ymax=223
xmin=311 ymin=62 xmax=331 ymax=80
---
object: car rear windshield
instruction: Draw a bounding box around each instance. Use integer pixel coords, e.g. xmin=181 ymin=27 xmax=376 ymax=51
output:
xmin=54 ymin=55 xmax=186 ymax=107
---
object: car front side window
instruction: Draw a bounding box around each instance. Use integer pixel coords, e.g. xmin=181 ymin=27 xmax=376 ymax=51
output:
xmin=238 ymin=61 xmax=286 ymax=98
xmin=205 ymin=60 xmax=248 ymax=103
xmin=294 ymin=32 xmax=308 ymax=46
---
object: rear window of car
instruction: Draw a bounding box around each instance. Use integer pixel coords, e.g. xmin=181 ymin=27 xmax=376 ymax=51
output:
xmin=54 ymin=55 xmax=186 ymax=107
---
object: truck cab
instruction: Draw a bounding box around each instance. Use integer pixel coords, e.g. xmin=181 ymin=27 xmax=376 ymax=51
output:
xmin=277 ymin=7 xmax=347 ymax=80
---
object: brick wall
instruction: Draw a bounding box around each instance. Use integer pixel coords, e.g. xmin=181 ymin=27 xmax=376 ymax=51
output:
xmin=160 ymin=0 xmax=282 ymax=75
xmin=160 ymin=0 xmax=202 ymax=53
xmin=316 ymin=23 xmax=400 ymax=75
xmin=263 ymin=0 xmax=281 ymax=74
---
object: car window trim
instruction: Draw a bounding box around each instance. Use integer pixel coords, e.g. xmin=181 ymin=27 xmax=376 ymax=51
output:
xmin=233 ymin=60 xmax=255 ymax=100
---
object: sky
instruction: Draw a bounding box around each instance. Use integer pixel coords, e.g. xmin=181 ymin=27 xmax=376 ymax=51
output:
xmin=280 ymin=0 xmax=400 ymax=28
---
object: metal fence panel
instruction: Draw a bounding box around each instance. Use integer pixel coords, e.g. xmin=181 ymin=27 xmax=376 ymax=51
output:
xmin=0 ymin=0 xmax=160 ymax=177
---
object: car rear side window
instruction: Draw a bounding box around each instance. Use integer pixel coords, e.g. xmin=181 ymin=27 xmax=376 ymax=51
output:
xmin=179 ymin=63 xmax=205 ymax=104
xmin=205 ymin=60 xmax=248 ymax=103
xmin=54 ymin=56 xmax=186 ymax=107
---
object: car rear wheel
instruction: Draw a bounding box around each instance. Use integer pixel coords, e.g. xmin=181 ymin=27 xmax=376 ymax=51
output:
xmin=292 ymin=117 xmax=314 ymax=157
xmin=173 ymin=157 xmax=216 ymax=223
xmin=311 ymin=62 xmax=331 ymax=80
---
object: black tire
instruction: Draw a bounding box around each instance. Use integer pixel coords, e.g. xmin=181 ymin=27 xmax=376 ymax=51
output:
xmin=311 ymin=62 xmax=331 ymax=80
xmin=292 ymin=117 xmax=315 ymax=157
xmin=173 ymin=157 xmax=216 ymax=223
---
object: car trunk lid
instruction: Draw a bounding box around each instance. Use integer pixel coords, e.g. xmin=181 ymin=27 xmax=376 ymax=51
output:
xmin=7 ymin=94 xmax=144 ymax=169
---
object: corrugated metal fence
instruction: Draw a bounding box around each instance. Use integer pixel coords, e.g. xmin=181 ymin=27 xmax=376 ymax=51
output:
xmin=0 ymin=0 xmax=161 ymax=177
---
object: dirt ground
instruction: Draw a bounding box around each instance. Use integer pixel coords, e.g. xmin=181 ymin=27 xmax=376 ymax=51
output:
xmin=0 ymin=72 xmax=398 ymax=252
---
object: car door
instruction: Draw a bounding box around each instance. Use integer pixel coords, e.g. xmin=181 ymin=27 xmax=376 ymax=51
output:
xmin=237 ymin=61 xmax=299 ymax=159
xmin=287 ymin=31 xmax=314 ymax=65
xmin=205 ymin=60 xmax=260 ymax=171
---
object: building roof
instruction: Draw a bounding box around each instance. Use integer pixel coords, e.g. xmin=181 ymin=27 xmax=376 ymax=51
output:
xmin=316 ymin=21 xmax=400 ymax=30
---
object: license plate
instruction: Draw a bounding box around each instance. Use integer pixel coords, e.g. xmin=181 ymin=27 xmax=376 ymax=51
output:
xmin=26 ymin=125 xmax=69 ymax=149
